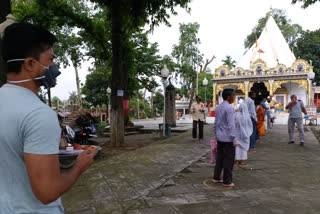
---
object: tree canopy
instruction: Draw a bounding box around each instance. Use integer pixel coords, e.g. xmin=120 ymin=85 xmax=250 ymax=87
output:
xmin=222 ymin=56 xmax=236 ymax=70
xmin=294 ymin=30 xmax=320 ymax=85
xmin=291 ymin=0 xmax=320 ymax=8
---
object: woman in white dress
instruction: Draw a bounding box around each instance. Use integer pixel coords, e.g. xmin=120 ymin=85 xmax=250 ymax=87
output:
xmin=235 ymin=103 xmax=253 ymax=165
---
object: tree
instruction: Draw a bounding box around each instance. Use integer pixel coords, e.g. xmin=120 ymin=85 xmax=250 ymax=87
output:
xmin=152 ymin=89 xmax=164 ymax=116
xmin=244 ymin=9 xmax=304 ymax=49
xmin=292 ymin=0 xmax=320 ymax=8
xmin=294 ymin=30 xmax=320 ymax=85
xmin=82 ymin=64 xmax=111 ymax=107
xmin=222 ymin=56 xmax=236 ymax=70
xmin=52 ymin=96 xmax=62 ymax=108
xmin=172 ymin=22 xmax=203 ymax=109
xmin=0 ymin=0 xmax=11 ymax=87
xmin=87 ymin=0 xmax=191 ymax=146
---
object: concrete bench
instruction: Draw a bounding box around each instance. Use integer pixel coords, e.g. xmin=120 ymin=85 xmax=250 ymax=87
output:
xmin=304 ymin=116 xmax=317 ymax=125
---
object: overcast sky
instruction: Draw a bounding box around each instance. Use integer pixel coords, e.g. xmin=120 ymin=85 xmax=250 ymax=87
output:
xmin=51 ymin=0 xmax=320 ymax=101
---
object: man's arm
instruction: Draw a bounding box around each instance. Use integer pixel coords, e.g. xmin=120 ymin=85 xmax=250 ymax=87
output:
xmin=286 ymin=102 xmax=296 ymax=109
xmin=226 ymin=107 xmax=238 ymax=147
xmin=301 ymin=107 xmax=307 ymax=115
xmin=24 ymin=150 xmax=95 ymax=204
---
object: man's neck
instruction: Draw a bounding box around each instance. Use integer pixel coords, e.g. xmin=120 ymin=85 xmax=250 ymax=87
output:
xmin=7 ymin=73 xmax=39 ymax=94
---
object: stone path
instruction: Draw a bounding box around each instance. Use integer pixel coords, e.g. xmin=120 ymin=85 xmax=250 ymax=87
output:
xmin=63 ymin=125 xmax=320 ymax=214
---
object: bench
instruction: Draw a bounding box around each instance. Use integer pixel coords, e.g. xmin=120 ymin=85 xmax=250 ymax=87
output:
xmin=304 ymin=105 xmax=318 ymax=125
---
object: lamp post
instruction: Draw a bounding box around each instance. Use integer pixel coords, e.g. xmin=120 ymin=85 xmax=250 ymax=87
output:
xmin=137 ymin=98 xmax=140 ymax=119
xmin=106 ymin=87 xmax=111 ymax=124
xmin=161 ymin=65 xmax=169 ymax=137
xmin=202 ymin=77 xmax=208 ymax=121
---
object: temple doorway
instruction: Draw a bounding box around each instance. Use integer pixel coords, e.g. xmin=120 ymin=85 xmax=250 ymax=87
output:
xmin=251 ymin=82 xmax=269 ymax=98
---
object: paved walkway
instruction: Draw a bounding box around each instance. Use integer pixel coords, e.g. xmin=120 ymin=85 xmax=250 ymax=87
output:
xmin=62 ymin=125 xmax=320 ymax=214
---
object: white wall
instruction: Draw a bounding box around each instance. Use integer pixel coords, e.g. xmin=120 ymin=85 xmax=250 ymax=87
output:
xmin=282 ymin=82 xmax=307 ymax=105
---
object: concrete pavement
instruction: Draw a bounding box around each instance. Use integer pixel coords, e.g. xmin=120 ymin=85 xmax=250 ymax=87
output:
xmin=62 ymin=124 xmax=320 ymax=214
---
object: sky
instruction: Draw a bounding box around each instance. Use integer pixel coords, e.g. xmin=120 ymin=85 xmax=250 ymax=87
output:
xmin=51 ymin=0 xmax=320 ymax=101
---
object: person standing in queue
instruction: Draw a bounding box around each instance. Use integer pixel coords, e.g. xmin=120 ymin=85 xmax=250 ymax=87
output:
xmin=213 ymin=89 xmax=238 ymax=187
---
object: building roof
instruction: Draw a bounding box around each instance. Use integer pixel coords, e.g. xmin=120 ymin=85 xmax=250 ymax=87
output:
xmin=236 ymin=15 xmax=296 ymax=70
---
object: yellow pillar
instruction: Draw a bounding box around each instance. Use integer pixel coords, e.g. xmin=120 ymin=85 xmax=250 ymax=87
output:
xmin=268 ymin=80 xmax=274 ymax=96
xmin=308 ymin=79 xmax=312 ymax=105
xmin=244 ymin=81 xmax=249 ymax=99
xmin=213 ymin=83 xmax=217 ymax=111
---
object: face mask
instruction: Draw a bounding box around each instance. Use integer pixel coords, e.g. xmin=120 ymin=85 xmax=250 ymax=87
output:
xmin=6 ymin=59 xmax=61 ymax=89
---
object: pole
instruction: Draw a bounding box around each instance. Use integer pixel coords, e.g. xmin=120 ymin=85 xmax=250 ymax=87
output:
xmin=163 ymin=80 xmax=166 ymax=137
xmin=204 ymin=86 xmax=207 ymax=122
xmin=196 ymin=69 xmax=198 ymax=95
xmin=108 ymin=94 xmax=110 ymax=124
xmin=137 ymin=99 xmax=139 ymax=119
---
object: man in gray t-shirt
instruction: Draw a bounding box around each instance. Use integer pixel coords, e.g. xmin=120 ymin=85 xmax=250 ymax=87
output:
xmin=0 ymin=23 xmax=96 ymax=213
xmin=285 ymin=95 xmax=307 ymax=146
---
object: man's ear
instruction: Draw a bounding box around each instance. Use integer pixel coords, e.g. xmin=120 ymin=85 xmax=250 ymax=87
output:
xmin=23 ymin=57 xmax=34 ymax=72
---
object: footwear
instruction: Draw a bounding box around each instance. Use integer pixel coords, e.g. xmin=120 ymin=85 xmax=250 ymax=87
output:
xmin=239 ymin=161 xmax=246 ymax=165
xmin=222 ymin=183 xmax=235 ymax=187
xmin=192 ymin=138 xmax=196 ymax=142
xmin=288 ymin=141 xmax=295 ymax=144
xmin=249 ymin=148 xmax=256 ymax=152
xmin=300 ymin=142 xmax=304 ymax=146
xmin=212 ymin=179 xmax=223 ymax=183
xmin=199 ymin=139 xmax=203 ymax=142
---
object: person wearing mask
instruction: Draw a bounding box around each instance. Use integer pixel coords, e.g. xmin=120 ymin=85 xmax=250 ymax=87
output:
xmin=213 ymin=89 xmax=238 ymax=187
xmin=191 ymin=95 xmax=205 ymax=141
xmin=0 ymin=23 xmax=96 ymax=213
xmin=286 ymin=95 xmax=308 ymax=146
xmin=244 ymin=92 xmax=258 ymax=151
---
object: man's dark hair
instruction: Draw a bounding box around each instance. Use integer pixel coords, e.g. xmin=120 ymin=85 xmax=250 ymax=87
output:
xmin=196 ymin=95 xmax=200 ymax=99
xmin=248 ymin=91 xmax=256 ymax=97
xmin=255 ymin=96 xmax=263 ymax=105
xmin=1 ymin=23 xmax=57 ymax=74
xmin=222 ymin=89 xmax=234 ymax=100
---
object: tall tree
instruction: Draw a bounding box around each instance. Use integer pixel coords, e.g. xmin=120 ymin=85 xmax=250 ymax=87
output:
xmin=292 ymin=0 xmax=320 ymax=8
xmin=172 ymin=22 xmax=202 ymax=109
xmin=88 ymin=0 xmax=191 ymax=146
xmin=294 ymin=30 xmax=320 ymax=85
xmin=222 ymin=55 xmax=236 ymax=70
xmin=244 ymin=9 xmax=304 ymax=49
xmin=0 ymin=0 xmax=11 ymax=87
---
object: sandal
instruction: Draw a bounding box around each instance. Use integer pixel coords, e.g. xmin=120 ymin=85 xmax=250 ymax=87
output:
xmin=212 ymin=179 xmax=223 ymax=183
xmin=222 ymin=183 xmax=235 ymax=187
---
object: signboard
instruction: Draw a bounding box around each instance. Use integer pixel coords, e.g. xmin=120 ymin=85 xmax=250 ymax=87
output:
xmin=305 ymin=105 xmax=317 ymax=116
xmin=117 ymin=90 xmax=124 ymax=97
xmin=314 ymin=87 xmax=320 ymax=94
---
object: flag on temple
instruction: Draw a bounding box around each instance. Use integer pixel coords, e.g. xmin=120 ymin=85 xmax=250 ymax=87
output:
xmin=258 ymin=49 xmax=264 ymax=53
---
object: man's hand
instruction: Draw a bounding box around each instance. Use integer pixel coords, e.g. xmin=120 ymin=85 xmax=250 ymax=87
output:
xmin=233 ymin=142 xmax=239 ymax=147
xmin=74 ymin=149 xmax=97 ymax=174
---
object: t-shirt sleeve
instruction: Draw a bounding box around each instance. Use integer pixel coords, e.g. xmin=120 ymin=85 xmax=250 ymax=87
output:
xmin=22 ymin=107 xmax=61 ymax=155
xmin=300 ymin=101 xmax=305 ymax=108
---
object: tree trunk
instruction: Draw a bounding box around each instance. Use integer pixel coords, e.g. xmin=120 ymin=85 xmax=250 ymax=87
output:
xmin=151 ymin=91 xmax=154 ymax=118
xmin=110 ymin=0 xmax=124 ymax=147
xmin=188 ymin=80 xmax=196 ymax=113
xmin=165 ymin=86 xmax=176 ymax=127
xmin=0 ymin=0 xmax=11 ymax=87
xmin=73 ymin=63 xmax=82 ymax=109
xmin=48 ymin=88 xmax=52 ymax=107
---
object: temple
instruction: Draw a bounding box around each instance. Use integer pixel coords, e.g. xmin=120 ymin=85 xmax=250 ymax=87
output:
xmin=211 ymin=8 xmax=315 ymax=112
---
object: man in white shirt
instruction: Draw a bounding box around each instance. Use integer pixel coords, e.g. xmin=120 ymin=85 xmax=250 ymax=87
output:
xmin=191 ymin=95 xmax=205 ymax=141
